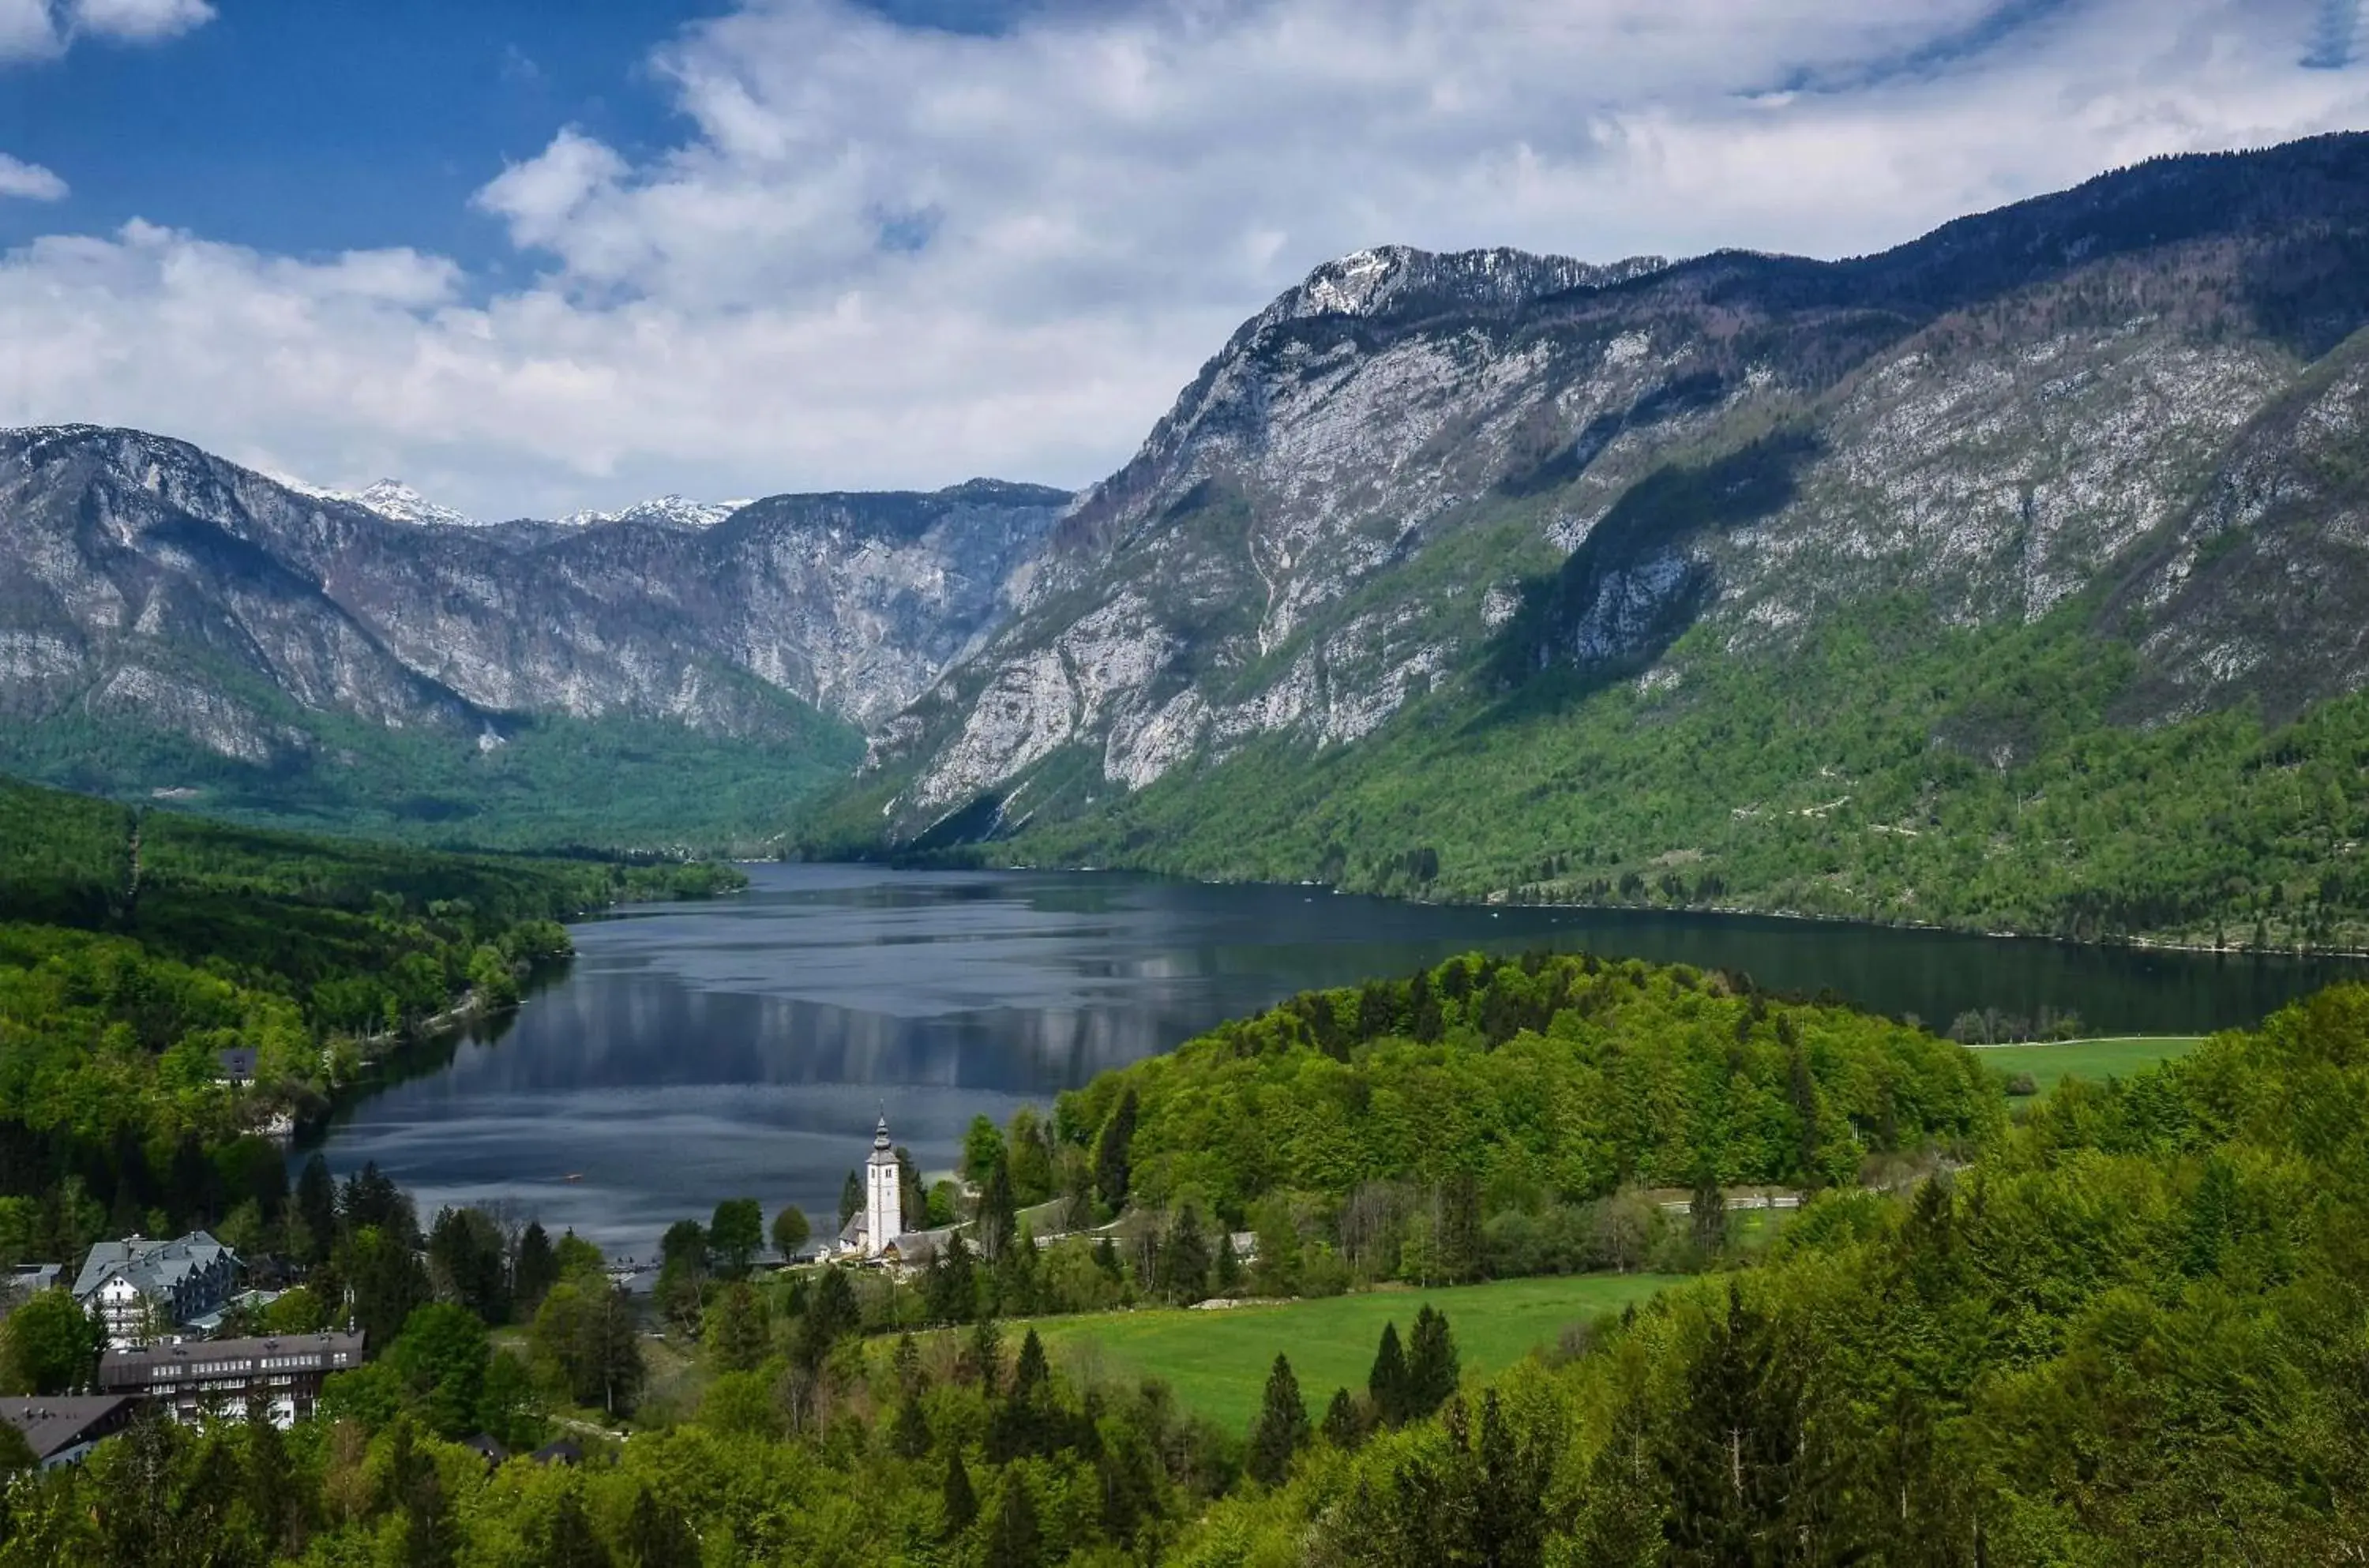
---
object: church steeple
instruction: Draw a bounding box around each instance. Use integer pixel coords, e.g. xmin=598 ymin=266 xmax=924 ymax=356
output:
xmin=863 ymin=1112 xmax=903 ymax=1258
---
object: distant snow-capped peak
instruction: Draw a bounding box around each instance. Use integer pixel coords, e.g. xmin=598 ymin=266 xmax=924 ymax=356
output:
xmin=558 ymin=494 xmax=751 ymax=530
xmin=351 ymin=479 xmax=483 ymax=529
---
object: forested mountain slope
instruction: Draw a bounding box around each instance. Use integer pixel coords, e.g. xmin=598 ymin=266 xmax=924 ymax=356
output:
xmin=0 ymin=426 xmax=1067 ymax=846
xmin=829 ymin=133 xmax=2369 ymax=948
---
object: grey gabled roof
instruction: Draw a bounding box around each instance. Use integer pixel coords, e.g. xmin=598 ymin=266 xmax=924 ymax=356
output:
xmin=73 ymin=1232 xmax=235 ymax=1302
xmin=0 ymin=1397 xmax=134 ymax=1461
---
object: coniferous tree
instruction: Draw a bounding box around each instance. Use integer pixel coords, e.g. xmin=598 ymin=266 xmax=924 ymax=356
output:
xmin=839 ymin=1169 xmax=864 ymax=1228
xmin=1157 ymin=1206 xmax=1212 ymax=1304
xmin=1471 ymin=1390 xmax=1549 ymax=1568
xmin=1368 ymin=1322 xmax=1410 ymax=1426
xmin=704 ymin=1281 xmax=770 ymax=1373
xmin=940 ymin=1450 xmax=978 ymax=1538
xmin=295 ymin=1153 xmax=337 ymax=1266
xmin=927 ymin=1232 xmax=978 ymax=1324
xmin=1691 ymin=1167 xmax=1729 ymax=1257
xmin=1215 ymin=1232 xmax=1241 ymax=1292
xmin=513 ymin=1221 xmax=558 ymax=1319
xmin=1247 ymin=1353 xmax=1312 ymax=1485
xmin=977 ymin=1157 xmax=1018 ymax=1262
xmin=1094 ymin=1089 xmax=1139 ymax=1210
xmin=621 ymin=1487 xmax=698 ymax=1568
xmin=967 ymin=1317 xmax=1004 ymax=1398
xmin=983 ymin=1470 xmax=1044 ymax=1568
xmin=1320 ymin=1386 xmax=1365 ymax=1449
xmin=891 ymin=1394 xmax=933 ymax=1459
xmin=536 ymin=1487 xmax=611 ymax=1568
xmin=1406 ymin=1305 xmax=1459 ymax=1418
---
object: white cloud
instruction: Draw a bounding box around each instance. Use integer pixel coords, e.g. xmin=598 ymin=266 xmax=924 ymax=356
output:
xmin=3 ymin=0 xmax=2367 ymax=517
xmin=0 ymin=154 xmax=67 ymax=201
xmin=68 ymin=0 xmax=212 ymax=43
xmin=0 ymin=0 xmax=60 ymax=58
xmin=0 ymin=0 xmax=211 ymax=58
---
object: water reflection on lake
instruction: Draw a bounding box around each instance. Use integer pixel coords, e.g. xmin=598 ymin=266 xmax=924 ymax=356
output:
xmin=307 ymin=864 xmax=2364 ymax=1253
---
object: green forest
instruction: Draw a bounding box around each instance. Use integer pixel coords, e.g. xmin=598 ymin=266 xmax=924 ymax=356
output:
xmin=0 ymin=775 xmax=742 ymax=1264
xmin=2 ymin=921 xmax=2352 ymax=1563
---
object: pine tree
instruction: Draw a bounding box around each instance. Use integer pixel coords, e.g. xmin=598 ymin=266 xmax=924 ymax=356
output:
xmin=839 ymin=1168 xmax=863 ymax=1228
xmin=513 ymin=1221 xmax=558 ymax=1318
xmin=891 ymin=1394 xmax=933 ymax=1460
xmin=1471 ymin=1390 xmax=1549 ymax=1568
xmin=536 ymin=1488 xmax=611 ymax=1568
xmin=1406 ymin=1304 xmax=1459 ymax=1418
xmin=983 ymin=1471 xmax=1044 ymax=1568
xmin=1215 ymin=1232 xmax=1241 ymax=1292
xmin=1247 ymin=1353 xmax=1312 ymax=1486
xmin=978 ymin=1157 xmax=1018 ymax=1262
xmin=967 ymin=1317 xmax=1004 ymax=1397
xmin=1368 ymin=1321 xmax=1410 ymax=1426
xmin=1094 ymin=1088 xmax=1139 ymax=1210
xmin=940 ymin=1450 xmax=979 ymax=1539
xmin=1158 ymin=1206 xmax=1212 ymax=1304
xmin=704 ymin=1281 xmax=770 ymax=1373
xmin=1691 ymin=1166 xmax=1729 ymax=1257
xmin=1320 ymin=1386 xmax=1365 ymax=1449
xmin=621 ymin=1488 xmax=698 ymax=1568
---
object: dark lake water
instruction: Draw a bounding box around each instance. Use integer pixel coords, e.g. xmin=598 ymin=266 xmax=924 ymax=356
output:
xmin=306 ymin=863 xmax=2366 ymax=1255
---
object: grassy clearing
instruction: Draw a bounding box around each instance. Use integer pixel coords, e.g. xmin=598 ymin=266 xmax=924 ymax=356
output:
xmin=1022 ymin=1273 xmax=1683 ymax=1433
xmin=1977 ymin=1036 xmax=2205 ymax=1096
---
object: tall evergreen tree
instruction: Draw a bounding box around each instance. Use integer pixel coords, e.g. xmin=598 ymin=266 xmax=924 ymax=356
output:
xmin=1406 ymin=1305 xmax=1459 ymax=1418
xmin=977 ymin=1157 xmax=1018 ymax=1262
xmin=891 ymin=1394 xmax=933 ymax=1459
xmin=295 ymin=1153 xmax=337 ymax=1266
xmin=704 ymin=1281 xmax=771 ymax=1373
xmin=839 ymin=1169 xmax=864 ymax=1228
xmin=621 ymin=1487 xmax=698 ymax=1568
xmin=535 ymin=1487 xmax=611 ymax=1568
xmin=1247 ymin=1353 xmax=1312 ymax=1486
xmin=1320 ymin=1386 xmax=1365 ymax=1449
xmin=513 ymin=1221 xmax=558 ymax=1318
xmin=1158 ymin=1206 xmax=1212 ymax=1304
xmin=940 ymin=1450 xmax=978 ymax=1538
xmin=1094 ymin=1088 xmax=1139 ymax=1210
xmin=983 ymin=1470 xmax=1044 ymax=1568
xmin=1691 ymin=1167 xmax=1729 ymax=1257
xmin=1368 ymin=1322 xmax=1410 ymax=1426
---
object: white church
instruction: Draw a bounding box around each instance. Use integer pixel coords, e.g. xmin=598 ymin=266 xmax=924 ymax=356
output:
xmin=832 ymin=1114 xmax=944 ymax=1264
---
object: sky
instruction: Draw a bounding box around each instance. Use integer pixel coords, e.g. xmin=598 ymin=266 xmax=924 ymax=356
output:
xmin=2 ymin=0 xmax=2367 ymax=519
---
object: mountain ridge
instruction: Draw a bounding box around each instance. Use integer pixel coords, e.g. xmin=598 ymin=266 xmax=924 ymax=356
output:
xmin=818 ymin=130 xmax=2369 ymax=948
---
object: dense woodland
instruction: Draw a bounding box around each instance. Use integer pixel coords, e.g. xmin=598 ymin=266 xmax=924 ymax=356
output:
xmin=1 ymin=917 xmax=2348 ymax=1564
xmin=0 ymin=776 xmax=741 ymax=1263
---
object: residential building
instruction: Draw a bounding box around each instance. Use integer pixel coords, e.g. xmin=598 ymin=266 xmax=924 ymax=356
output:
xmin=0 ymin=1396 xmax=136 ymax=1468
xmin=73 ymin=1232 xmax=239 ymax=1349
xmin=98 ymin=1330 xmax=365 ymax=1428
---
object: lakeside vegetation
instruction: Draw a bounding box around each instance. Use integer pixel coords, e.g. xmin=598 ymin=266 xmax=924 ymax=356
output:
xmin=0 ymin=775 xmax=743 ymax=1264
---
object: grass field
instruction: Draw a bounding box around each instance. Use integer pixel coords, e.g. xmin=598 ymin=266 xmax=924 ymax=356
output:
xmin=1022 ymin=1273 xmax=1683 ymax=1433
xmin=1976 ymin=1036 xmax=2205 ymax=1097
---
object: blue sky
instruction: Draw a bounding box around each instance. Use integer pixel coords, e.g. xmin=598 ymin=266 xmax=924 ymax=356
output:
xmin=1 ymin=0 xmax=2365 ymax=516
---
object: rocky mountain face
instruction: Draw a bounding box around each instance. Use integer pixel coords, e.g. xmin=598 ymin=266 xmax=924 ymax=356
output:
xmin=0 ymin=426 xmax=1068 ymax=787
xmin=839 ymin=133 xmax=2369 ymax=940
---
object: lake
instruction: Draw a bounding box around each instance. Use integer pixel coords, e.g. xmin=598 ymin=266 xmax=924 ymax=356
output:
xmin=305 ymin=863 xmax=2364 ymax=1255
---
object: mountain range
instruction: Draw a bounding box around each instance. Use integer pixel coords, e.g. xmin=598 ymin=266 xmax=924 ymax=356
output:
xmin=9 ymin=132 xmax=2369 ymax=940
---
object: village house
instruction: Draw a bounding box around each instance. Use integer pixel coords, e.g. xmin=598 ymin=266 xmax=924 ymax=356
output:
xmin=0 ymin=1396 xmax=136 ymax=1468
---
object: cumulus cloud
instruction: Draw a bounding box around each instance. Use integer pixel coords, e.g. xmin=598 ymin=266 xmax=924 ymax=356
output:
xmin=3 ymin=0 xmax=2367 ymax=516
xmin=0 ymin=0 xmax=211 ymax=56
xmin=70 ymin=0 xmax=214 ymax=42
xmin=0 ymin=154 xmax=67 ymax=201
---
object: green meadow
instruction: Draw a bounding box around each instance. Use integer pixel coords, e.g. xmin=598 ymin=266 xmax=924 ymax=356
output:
xmin=1023 ymin=1273 xmax=1682 ymax=1432
xmin=1978 ymin=1035 xmax=2206 ymax=1097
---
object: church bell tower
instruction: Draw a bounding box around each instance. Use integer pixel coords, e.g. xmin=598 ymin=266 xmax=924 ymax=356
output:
xmin=865 ymin=1114 xmax=902 ymax=1257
